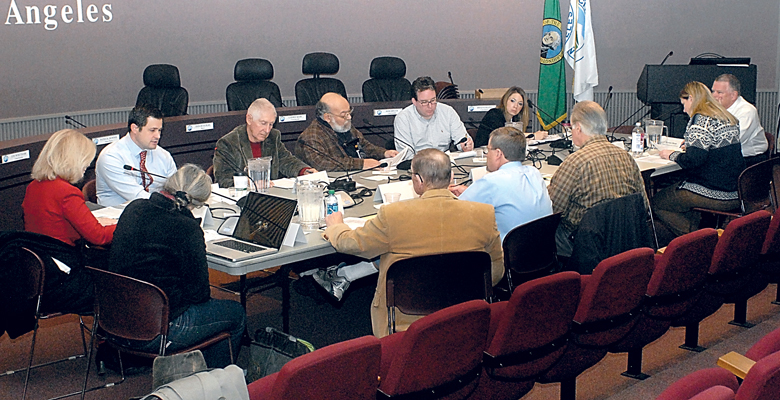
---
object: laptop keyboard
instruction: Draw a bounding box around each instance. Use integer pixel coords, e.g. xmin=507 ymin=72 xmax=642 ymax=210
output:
xmin=214 ymin=239 xmax=267 ymax=253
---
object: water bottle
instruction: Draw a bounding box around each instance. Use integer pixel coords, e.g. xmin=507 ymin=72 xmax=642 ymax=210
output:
xmin=631 ymin=122 xmax=644 ymax=157
xmin=325 ymin=190 xmax=339 ymax=215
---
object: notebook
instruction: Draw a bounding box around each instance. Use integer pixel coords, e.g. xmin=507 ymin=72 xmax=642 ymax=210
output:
xmin=206 ymin=192 xmax=298 ymax=262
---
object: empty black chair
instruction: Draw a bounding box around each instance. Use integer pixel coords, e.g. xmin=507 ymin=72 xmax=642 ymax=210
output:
xmin=502 ymin=213 xmax=561 ymax=293
xmin=135 ymin=64 xmax=188 ymax=117
xmin=226 ymin=58 xmax=283 ymax=110
xmin=361 ymin=56 xmax=412 ymax=103
xmin=386 ymin=251 xmax=493 ymax=334
xmin=295 ymin=52 xmax=347 ymax=106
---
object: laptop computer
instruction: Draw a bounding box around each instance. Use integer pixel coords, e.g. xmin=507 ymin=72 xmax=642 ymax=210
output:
xmin=206 ymin=192 xmax=298 ymax=262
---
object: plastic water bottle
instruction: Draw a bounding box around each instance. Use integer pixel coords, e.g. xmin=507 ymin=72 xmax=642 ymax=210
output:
xmin=631 ymin=122 xmax=644 ymax=157
xmin=325 ymin=190 xmax=339 ymax=215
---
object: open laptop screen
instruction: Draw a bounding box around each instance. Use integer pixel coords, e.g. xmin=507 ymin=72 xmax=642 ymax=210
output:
xmin=232 ymin=192 xmax=298 ymax=249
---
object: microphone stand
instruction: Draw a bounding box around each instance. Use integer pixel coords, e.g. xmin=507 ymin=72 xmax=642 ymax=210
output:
xmin=529 ymin=100 xmax=570 ymax=150
xmin=65 ymin=115 xmax=87 ymax=128
xmin=393 ymin=136 xmax=417 ymax=171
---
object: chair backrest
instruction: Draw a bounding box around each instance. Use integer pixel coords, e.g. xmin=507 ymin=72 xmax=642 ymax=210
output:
xmin=14 ymin=247 xmax=45 ymax=305
xmin=772 ymin=164 xmax=780 ymax=214
xmin=136 ymin=64 xmax=189 ymax=117
xmin=503 ymin=213 xmax=561 ymax=284
xmin=746 ymin=326 xmax=780 ymax=361
xmin=435 ymin=81 xmax=459 ymax=99
xmin=573 ymin=248 xmax=655 ymax=347
xmin=87 ymin=266 xmax=169 ymax=344
xmin=226 ymin=58 xmax=283 ymax=110
xmin=295 ymin=52 xmax=347 ymax=106
xmin=386 ymin=251 xmax=492 ymax=317
xmin=361 ymin=56 xmax=412 ymax=103
xmin=82 ymin=179 xmax=97 ymax=203
xmin=738 ymin=349 xmax=780 ymax=400
xmin=764 ymin=131 xmax=775 ymax=158
xmin=645 ymin=228 xmax=719 ymax=316
xmin=570 ymin=192 xmax=653 ymax=274
xmin=710 ymin=210 xmax=772 ymax=275
xmin=484 ymin=272 xmax=581 ymax=380
xmin=737 ymin=158 xmax=774 ymax=214
xmin=260 ymin=335 xmax=381 ymax=400
xmin=378 ymin=300 xmax=490 ymax=398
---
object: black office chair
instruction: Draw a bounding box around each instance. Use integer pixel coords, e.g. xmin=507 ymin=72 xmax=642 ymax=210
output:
xmin=0 ymin=247 xmax=91 ymax=400
xmin=502 ymin=213 xmax=562 ymax=294
xmin=135 ymin=64 xmax=189 ymax=117
xmin=226 ymin=58 xmax=283 ymax=110
xmin=361 ymin=56 xmax=412 ymax=103
xmin=294 ymin=52 xmax=347 ymax=106
xmin=385 ymin=251 xmax=493 ymax=334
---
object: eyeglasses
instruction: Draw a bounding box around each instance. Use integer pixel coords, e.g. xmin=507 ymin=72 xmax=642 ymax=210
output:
xmin=417 ymin=98 xmax=437 ymax=106
xmin=328 ymin=107 xmax=354 ymax=119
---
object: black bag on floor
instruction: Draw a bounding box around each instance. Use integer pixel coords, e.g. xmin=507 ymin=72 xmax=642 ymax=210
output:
xmin=246 ymin=327 xmax=314 ymax=383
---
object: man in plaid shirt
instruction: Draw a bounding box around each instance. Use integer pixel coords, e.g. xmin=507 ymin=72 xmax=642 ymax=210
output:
xmin=547 ymin=101 xmax=647 ymax=258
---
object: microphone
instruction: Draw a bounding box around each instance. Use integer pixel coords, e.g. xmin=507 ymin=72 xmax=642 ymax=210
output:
xmin=123 ymin=164 xmax=168 ymax=180
xmin=393 ymin=135 xmax=418 ymax=171
xmin=660 ymin=51 xmax=674 ymax=66
xmin=330 ymin=162 xmax=389 ymax=192
xmin=602 ymin=86 xmax=614 ymax=112
xmin=65 ymin=115 xmax=87 ymax=128
xmin=529 ymin=100 xmax=569 ymax=149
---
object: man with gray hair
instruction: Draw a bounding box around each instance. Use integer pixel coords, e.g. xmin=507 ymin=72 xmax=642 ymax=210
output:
xmin=295 ymin=92 xmax=397 ymax=171
xmin=450 ymin=126 xmax=553 ymax=241
xmin=324 ymin=148 xmax=503 ymax=337
xmin=213 ymin=98 xmax=316 ymax=188
xmin=711 ymin=74 xmax=768 ymax=167
xmin=547 ymin=101 xmax=646 ymax=257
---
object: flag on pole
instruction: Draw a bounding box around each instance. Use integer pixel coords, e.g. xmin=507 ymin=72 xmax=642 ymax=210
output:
xmin=564 ymin=0 xmax=599 ymax=102
xmin=537 ymin=0 xmax=567 ymax=131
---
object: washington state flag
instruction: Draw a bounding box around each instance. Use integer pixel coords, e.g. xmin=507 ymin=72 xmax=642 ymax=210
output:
xmin=537 ymin=0 xmax=567 ymax=130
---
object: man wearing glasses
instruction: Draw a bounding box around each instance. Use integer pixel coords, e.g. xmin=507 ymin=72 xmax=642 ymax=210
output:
xmin=296 ymin=93 xmax=398 ymax=171
xmin=393 ymin=76 xmax=474 ymax=160
xmin=213 ymin=98 xmax=316 ymax=188
xmin=449 ymin=127 xmax=552 ymax=241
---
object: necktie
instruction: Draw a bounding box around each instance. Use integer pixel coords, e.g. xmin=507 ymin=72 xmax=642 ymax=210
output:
xmin=139 ymin=150 xmax=153 ymax=192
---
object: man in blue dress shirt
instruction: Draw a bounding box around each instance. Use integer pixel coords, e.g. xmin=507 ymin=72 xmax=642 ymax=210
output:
xmin=450 ymin=126 xmax=552 ymax=241
xmin=96 ymin=105 xmax=177 ymax=207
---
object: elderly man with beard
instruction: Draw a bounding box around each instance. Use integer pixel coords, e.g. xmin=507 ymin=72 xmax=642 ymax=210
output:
xmin=295 ymin=92 xmax=397 ymax=171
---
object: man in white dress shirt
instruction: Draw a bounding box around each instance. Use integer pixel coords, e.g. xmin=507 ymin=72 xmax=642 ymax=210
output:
xmin=96 ymin=105 xmax=177 ymax=207
xmin=393 ymin=76 xmax=474 ymax=160
xmin=711 ymin=74 xmax=768 ymax=167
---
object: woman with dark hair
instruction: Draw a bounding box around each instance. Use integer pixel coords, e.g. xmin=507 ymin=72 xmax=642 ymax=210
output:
xmin=474 ymin=86 xmax=547 ymax=147
xmin=654 ymin=81 xmax=744 ymax=238
xmin=108 ymin=164 xmax=246 ymax=368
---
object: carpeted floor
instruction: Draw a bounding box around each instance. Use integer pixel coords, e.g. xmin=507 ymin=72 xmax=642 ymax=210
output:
xmin=2 ymin=275 xmax=778 ymax=400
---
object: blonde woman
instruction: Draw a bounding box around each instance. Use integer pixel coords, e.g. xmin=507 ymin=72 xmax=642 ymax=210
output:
xmin=654 ymin=81 xmax=744 ymax=239
xmin=23 ymin=129 xmax=116 ymax=247
xmin=475 ymin=86 xmax=547 ymax=147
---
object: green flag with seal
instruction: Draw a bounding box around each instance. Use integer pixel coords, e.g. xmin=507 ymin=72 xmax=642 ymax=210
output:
xmin=537 ymin=0 xmax=567 ymax=131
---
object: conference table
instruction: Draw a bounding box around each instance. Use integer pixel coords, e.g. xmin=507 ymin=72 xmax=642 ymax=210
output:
xmin=204 ymin=139 xmax=682 ymax=331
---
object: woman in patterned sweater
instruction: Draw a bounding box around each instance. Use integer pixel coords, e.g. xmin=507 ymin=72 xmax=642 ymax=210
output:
xmin=653 ymin=81 xmax=744 ymax=238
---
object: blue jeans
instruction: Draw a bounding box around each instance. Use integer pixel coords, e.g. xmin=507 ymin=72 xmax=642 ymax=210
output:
xmin=110 ymin=298 xmax=246 ymax=368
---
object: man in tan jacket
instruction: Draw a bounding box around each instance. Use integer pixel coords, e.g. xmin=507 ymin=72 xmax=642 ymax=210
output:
xmin=324 ymin=149 xmax=504 ymax=337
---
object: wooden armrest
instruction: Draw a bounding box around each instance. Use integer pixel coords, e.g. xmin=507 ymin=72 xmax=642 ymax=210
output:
xmin=656 ymin=246 xmax=667 ymax=254
xmin=717 ymin=229 xmax=724 ymax=237
xmin=717 ymin=351 xmax=755 ymax=379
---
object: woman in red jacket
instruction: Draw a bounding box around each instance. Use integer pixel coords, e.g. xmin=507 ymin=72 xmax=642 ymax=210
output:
xmin=23 ymin=129 xmax=116 ymax=246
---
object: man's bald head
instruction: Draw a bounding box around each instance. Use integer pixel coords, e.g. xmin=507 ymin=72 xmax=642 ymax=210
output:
xmin=316 ymin=93 xmax=353 ymax=133
xmin=411 ymin=149 xmax=452 ymax=191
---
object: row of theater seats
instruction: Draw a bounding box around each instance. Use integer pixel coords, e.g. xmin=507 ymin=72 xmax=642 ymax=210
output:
xmin=135 ymin=53 xmax=414 ymax=117
xmin=246 ymin=209 xmax=780 ymax=400
xmin=656 ymin=325 xmax=780 ymax=400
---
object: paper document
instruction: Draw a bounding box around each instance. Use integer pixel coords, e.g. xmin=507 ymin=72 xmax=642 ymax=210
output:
xmin=382 ymin=147 xmax=411 ymax=168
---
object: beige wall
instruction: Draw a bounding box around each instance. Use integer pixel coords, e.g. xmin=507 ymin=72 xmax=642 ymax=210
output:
xmin=0 ymin=0 xmax=777 ymax=120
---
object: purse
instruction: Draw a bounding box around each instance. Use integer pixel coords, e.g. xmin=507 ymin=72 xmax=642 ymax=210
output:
xmin=246 ymin=326 xmax=314 ymax=383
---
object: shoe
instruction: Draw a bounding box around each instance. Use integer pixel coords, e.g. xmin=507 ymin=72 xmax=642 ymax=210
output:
xmin=330 ymin=276 xmax=350 ymax=301
xmin=310 ymin=263 xmax=349 ymax=302
xmin=95 ymin=344 xmax=152 ymax=376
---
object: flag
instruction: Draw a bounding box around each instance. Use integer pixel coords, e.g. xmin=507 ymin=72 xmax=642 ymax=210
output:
xmin=537 ymin=0 xmax=567 ymax=131
xmin=564 ymin=0 xmax=599 ymax=102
